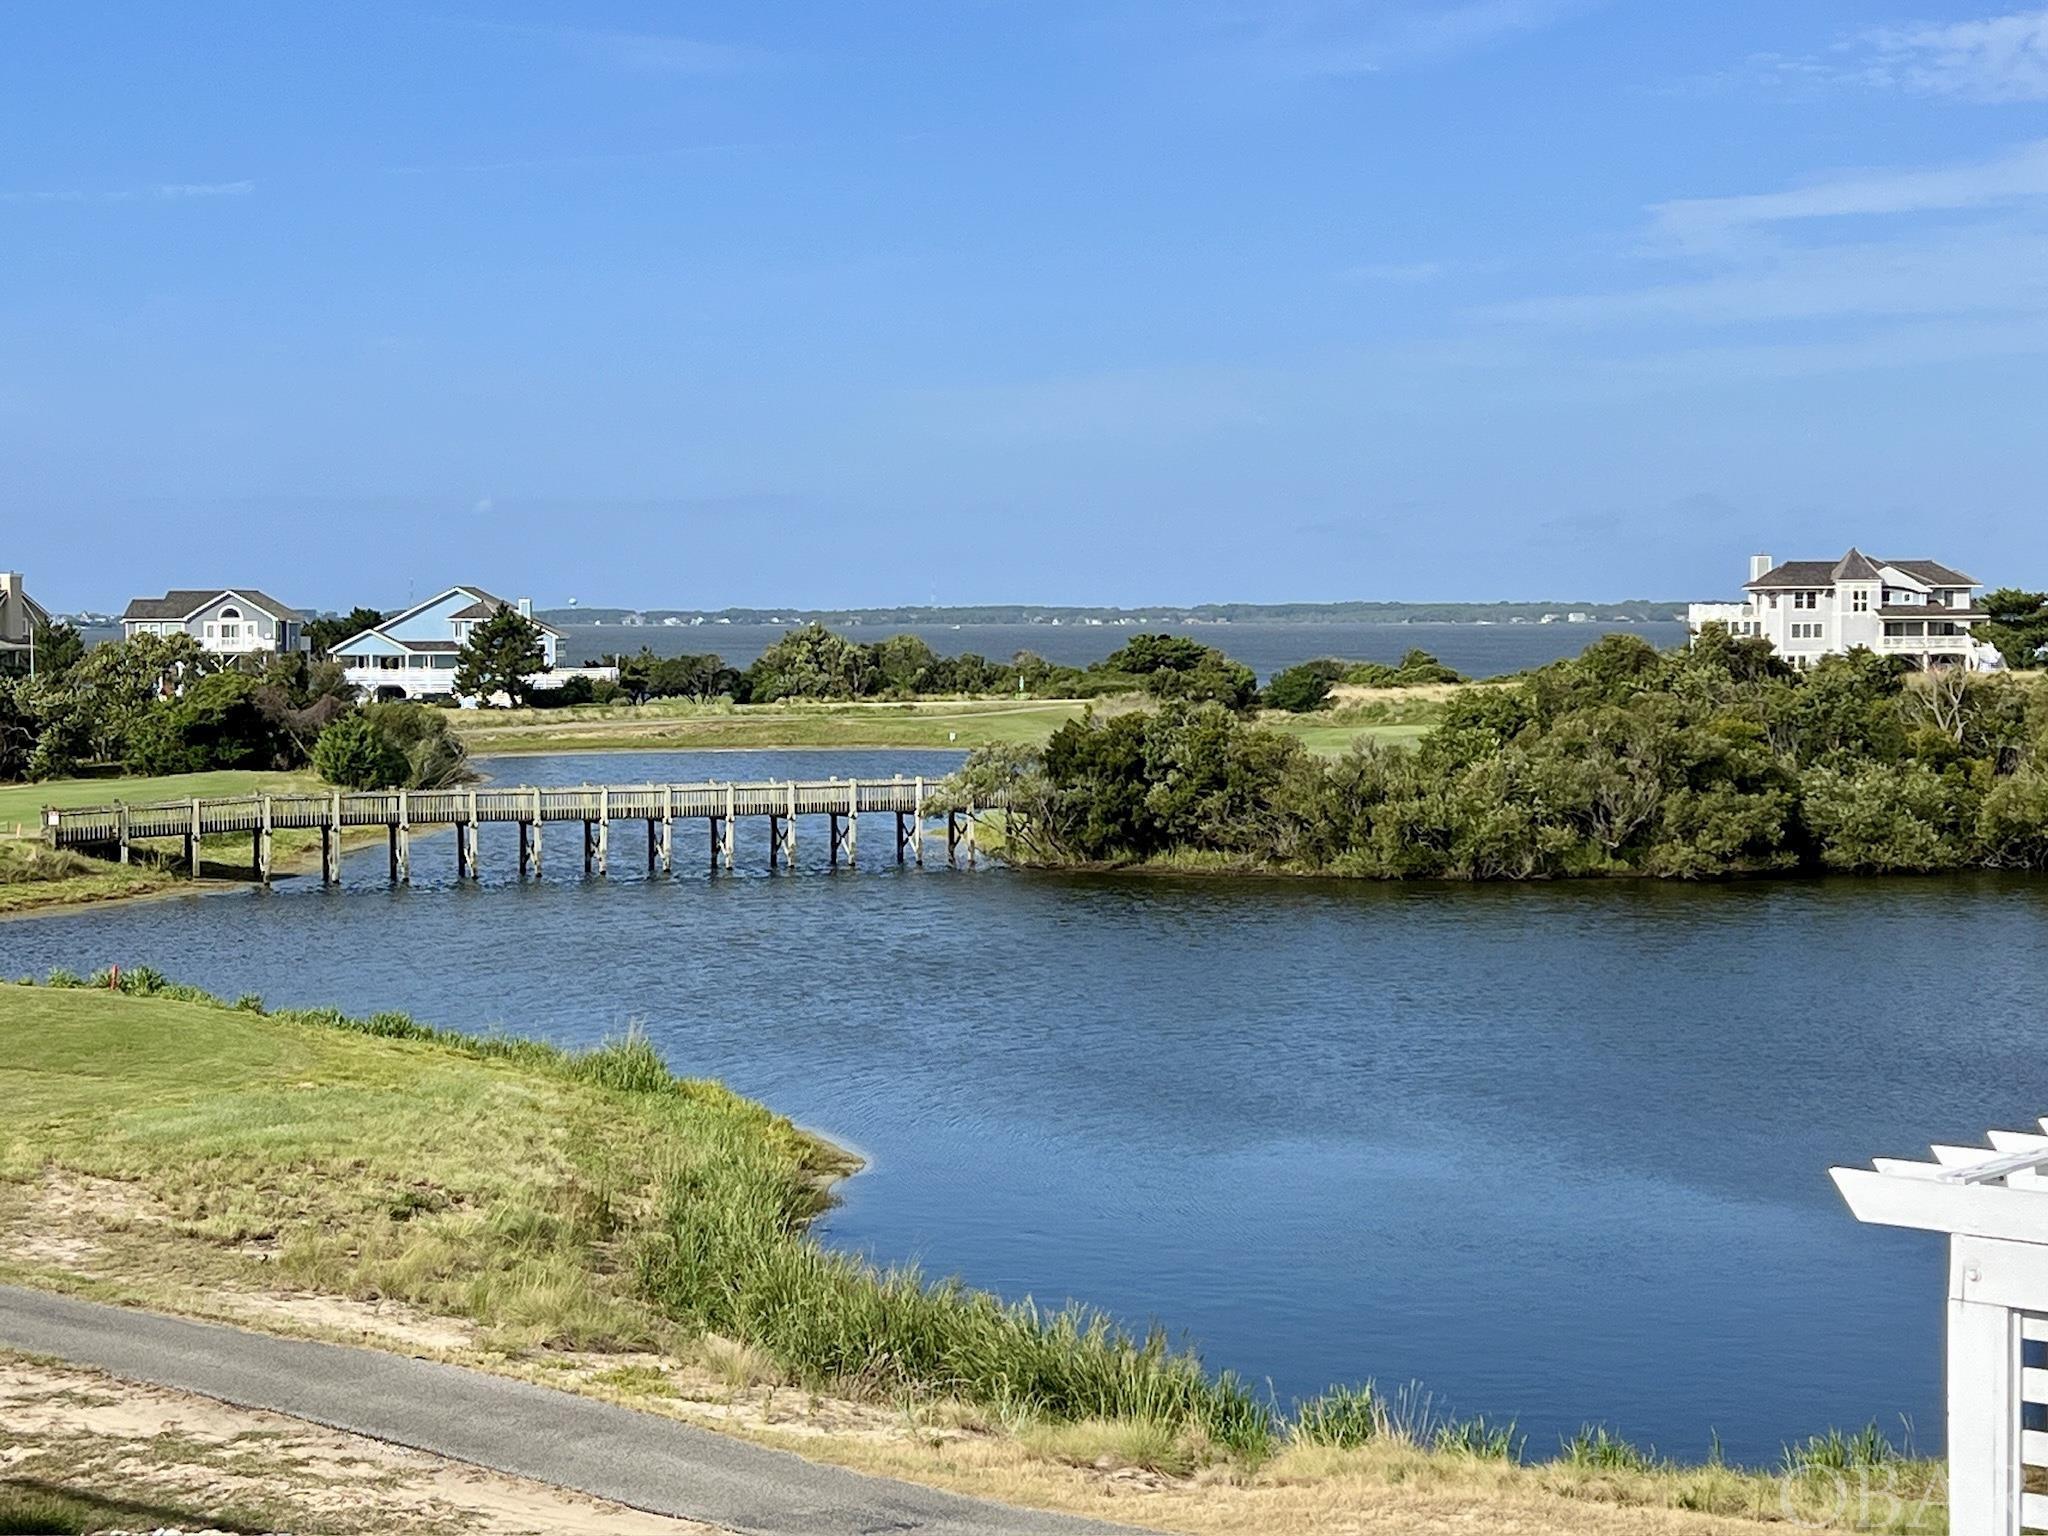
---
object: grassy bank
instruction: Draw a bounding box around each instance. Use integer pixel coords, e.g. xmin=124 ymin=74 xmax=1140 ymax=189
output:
xmin=0 ymin=975 xmax=1942 ymax=1534
xmin=453 ymin=694 xmax=1436 ymax=759
xmin=0 ymin=768 xmax=380 ymax=917
xmin=0 ymin=767 xmax=331 ymax=837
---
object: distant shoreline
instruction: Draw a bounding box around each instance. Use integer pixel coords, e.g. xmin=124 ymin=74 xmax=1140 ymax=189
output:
xmin=532 ymin=606 xmax=1691 ymax=628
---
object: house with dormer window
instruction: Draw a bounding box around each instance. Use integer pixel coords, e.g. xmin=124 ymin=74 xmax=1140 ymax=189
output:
xmin=1688 ymin=550 xmax=2001 ymax=671
xmin=328 ymin=585 xmax=562 ymax=701
xmin=120 ymin=588 xmax=308 ymax=656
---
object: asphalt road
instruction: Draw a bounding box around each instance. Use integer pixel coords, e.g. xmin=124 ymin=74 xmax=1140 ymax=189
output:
xmin=0 ymin=1285 xmax=1152 ymax=1536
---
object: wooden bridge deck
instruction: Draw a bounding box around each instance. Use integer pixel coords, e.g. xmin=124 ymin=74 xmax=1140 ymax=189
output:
xmin=44 ymin=778 xmax=987 ymax=884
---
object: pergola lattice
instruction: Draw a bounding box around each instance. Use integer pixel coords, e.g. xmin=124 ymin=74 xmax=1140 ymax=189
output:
xmin=1835 ymin=1125 xmax=2048 ymax=1534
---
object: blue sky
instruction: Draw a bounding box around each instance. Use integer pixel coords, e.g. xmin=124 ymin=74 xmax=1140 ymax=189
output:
xmin=4 ymin=2 xmax=2046 ymax=611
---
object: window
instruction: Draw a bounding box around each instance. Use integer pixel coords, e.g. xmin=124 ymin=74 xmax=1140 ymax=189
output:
xmin=1793 ymin=591 xmax=1818 ymax=610
xmin=1852 ymin=589 xmax=1869 ymax=613
xmin=1790 ymin=622 xmax=1827 ymax=642
xmin=432 ymin=653 xmax=457 ymax=669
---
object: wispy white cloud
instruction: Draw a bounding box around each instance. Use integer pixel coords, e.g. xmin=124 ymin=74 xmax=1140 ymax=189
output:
xmin=1483 ymin=140 xmax=2048 ymax=373
xmin=1647 ymin=138 xmax=2048 ymax=248
xmin=1730 ymin=7 xmax=2048 ymax=103
xmin=1856 ymin=7 xmax=2048 ymax=102
xmin=0 ymin=179 xmax=254 ymax=207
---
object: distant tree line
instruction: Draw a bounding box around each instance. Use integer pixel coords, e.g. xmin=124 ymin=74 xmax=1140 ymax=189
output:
xmin=583 ymin=625 xmax=1462 ymax=713
xmin=949 ymin=630 xmax=2048 ymax=878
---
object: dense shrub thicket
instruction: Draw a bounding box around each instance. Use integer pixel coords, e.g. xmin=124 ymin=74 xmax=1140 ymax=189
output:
xmin=958 ymin=631 xmax=2048 ymax=878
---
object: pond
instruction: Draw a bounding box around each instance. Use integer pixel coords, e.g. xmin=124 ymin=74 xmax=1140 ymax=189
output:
xmin=7 ymin=747 xmax=2045 ymax=1463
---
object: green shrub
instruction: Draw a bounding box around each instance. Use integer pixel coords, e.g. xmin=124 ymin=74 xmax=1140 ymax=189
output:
xmin=1264 ymin=660 xmax=1344 ymax=714
xmin=314 ymin=712 xmax=406 ymax=788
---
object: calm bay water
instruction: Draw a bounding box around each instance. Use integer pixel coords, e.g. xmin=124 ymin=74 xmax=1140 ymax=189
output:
xmin=6 ymin=745 xmax=2043 ymax=1463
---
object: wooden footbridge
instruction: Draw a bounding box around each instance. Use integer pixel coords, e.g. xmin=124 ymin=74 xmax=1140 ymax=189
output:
xmin=43 ymin=778 xmax=987 ymax=886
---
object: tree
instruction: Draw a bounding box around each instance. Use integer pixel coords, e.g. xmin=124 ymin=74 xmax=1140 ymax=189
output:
xmin=304 ymin=606 xmax=388 ymax=658
xmin=453 ymin=609 xmax=547 ymax=706
xmin=1979 ymin=588 xmax=2048 ymax=671
xmin=1264 ymin=659 xmax=1344 ymax=714
xmin=745 ymin=623 xmax=870 ymax=702
xmin=0 ymin=620 xmax=86 ymax=680
xmin=126 ymin=670 xmax=292 ymax=775
xmin=362 ymin=700 xmax=471 ymax=788
xmin=313 ymin=712 xmax=408 ymax=788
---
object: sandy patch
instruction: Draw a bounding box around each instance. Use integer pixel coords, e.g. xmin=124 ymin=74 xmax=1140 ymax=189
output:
xmin=0 ymin=1356 xmax=713 ymax=1535
xmin=209 ymin=1288 xmax=474 ymax=1352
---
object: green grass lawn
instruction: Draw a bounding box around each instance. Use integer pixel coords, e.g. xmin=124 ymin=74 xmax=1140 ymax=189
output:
xmin=0 ymin=979 xmax=836 ymax=1352
xmin=0 ymin=769 xmax=326 ymax=836
xmin=454 ymin=696 xmax=1097 ymax=755
xmin=1265 ymin=718 xmax=1433 ymax=755
xmin=0 ymin=770 xmax=343 ymax=915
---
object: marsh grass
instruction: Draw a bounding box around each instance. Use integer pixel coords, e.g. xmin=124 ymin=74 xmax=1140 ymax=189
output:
xmin=0 ymin=840 xmax=173 ymax=915
xmin=1562 ymin=1424 xmax=1662 ymax=1472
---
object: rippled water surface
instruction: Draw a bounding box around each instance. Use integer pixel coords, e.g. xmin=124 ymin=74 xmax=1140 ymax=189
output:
xmin=7 ymin=746 xmax=2045 ymax=1463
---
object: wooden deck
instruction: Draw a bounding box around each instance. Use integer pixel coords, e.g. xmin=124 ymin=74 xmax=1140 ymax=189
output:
xmin=43 ymin=777 xmax=987 ymax=884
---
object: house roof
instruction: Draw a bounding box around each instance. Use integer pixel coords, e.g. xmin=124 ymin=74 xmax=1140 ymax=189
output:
xmin=1887 ymin=559 xmax=1977 ymax=587
xmin=1745 ymin=562 xmax=1838 ymax=590
xmin=1879 ymin=606 xmax=1986 ymax=620
xmin=1746 ymin=554 xmax=1979 ymax=590
xmin=0 ymin=585 xmax=49 ymax=627
xmin=121 ymin=588 xmax=305 ymax=623
xmin=328 ymin=584 xmax=562 ymax=654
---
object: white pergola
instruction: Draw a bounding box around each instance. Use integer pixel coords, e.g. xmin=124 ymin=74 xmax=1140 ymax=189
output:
xmin=1835 ymin=1126 xmax=2048 ymax=1534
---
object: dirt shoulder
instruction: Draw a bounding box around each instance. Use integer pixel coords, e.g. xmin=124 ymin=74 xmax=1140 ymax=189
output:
xmin=0 ymin=1351 xmax=712 ymax=1536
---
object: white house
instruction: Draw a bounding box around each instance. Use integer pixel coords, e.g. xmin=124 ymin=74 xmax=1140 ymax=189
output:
xmin=120 ymin=588 xmax=308 ymax=657
xmin=1687 ymin=549 xmax=2001 ymax=671
xmin=0 ymin=572 xmax=50 ymax=665
xmin=330 ymin=585 xmax=563 ymax=702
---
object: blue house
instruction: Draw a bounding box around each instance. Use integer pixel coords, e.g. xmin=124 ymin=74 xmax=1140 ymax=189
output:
xmin=332 ymin=585 xmax=561 ymax=702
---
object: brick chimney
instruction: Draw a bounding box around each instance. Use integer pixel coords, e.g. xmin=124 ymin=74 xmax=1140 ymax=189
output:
xmin=1748 ymin=553 xmax=1773 ymax=583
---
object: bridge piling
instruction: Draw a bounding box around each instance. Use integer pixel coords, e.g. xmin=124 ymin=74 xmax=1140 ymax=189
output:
xmin=323 ymin=791 xmax=342 ymax=885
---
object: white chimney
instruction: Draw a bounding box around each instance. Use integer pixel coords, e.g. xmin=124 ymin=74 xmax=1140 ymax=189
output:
xmin=0 ymin=573 xmax=19 ymax=642
xmin=517 ymin=596 xmax=532 ymax=618
xmin=1749 ymin=553 xmax=1773 ymax=583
